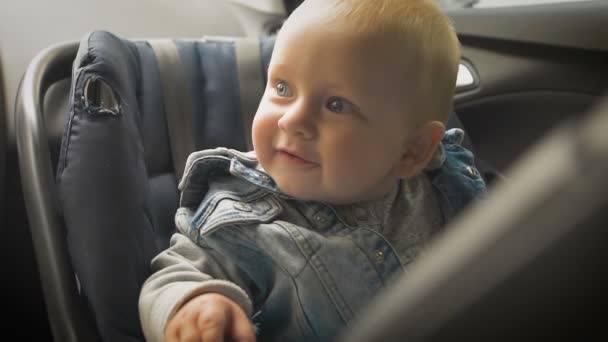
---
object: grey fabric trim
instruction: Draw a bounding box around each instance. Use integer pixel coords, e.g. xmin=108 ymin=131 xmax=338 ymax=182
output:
xmin=149 ymin=39 xmax=196 ymax=179
xmin=234 ymin=37 xmax=264 ymax=152
xmin=73 ymin=32 xmax=93 ymax=73
xmin=69 ymin=32 xmax=93 ymax=105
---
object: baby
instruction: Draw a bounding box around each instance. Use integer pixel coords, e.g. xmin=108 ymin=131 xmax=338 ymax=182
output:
xmin=139 ymin=0 xmax=486 ymax=341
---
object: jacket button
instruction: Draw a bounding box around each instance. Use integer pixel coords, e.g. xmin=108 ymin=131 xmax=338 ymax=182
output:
xmin=233 ymin=202 xmax=253 ymax=212
xmin=374 ymin=250 xmax=385 ymax=264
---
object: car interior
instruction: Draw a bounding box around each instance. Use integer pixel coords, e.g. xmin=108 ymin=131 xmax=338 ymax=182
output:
xmin=339 ymin=96 xmax=608 ymax=341
xmin=1 ymin=0 xmax=607 ymax=341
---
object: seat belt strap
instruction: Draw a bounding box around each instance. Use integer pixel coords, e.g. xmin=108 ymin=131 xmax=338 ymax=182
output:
xmin=233 ymin=37 xmax=265 ymax=152
xmin=149 ymin=39 xmax=196 ymax=180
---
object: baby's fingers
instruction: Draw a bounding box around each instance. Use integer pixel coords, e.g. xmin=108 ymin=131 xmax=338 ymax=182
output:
xmin=164 ymin=316 xmax=205 ymax=342
xmin=229 ymin=308 xmax=256 ymax=342
xmin=197 ymin=301 xmax=228 ymax=342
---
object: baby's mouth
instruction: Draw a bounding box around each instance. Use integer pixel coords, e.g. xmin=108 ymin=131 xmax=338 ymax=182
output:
xmin=276 ymin=148 xmax=318 ymax=166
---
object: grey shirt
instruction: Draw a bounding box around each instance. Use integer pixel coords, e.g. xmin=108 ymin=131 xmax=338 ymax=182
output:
xmin=335 ymin=144 xmax=445 ymax=266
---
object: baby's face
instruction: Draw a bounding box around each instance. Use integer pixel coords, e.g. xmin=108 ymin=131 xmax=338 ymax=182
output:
xmin=252 ymin=21 xmax=416 ymax=204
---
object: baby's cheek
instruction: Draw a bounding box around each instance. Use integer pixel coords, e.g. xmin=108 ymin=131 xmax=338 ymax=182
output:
xmin=252 ymin=115 xmax=276 ymax=151
xmin=337 ymin=143 xmax=388 ymax=180
xmin=329 ymin=150 xmax=366 ymax=187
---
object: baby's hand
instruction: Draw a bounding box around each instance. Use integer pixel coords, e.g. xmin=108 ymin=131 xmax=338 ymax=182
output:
xmin=165 ymin=293 xmax=256 ymax=342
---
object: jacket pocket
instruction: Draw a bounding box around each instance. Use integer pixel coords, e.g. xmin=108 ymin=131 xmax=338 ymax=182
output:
xmin=191 ymin=190 xmax=283 ymax=239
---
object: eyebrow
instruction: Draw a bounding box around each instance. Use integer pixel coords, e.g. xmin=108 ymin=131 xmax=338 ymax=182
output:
xmin=268 ymin=63 xmax=291 ymax=77
xmin=325 ymin=82 xmax=351 ymax=94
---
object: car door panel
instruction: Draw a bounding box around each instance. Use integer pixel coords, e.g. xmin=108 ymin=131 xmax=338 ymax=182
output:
xmin=448 ymin=1 xmax=608 ymax=172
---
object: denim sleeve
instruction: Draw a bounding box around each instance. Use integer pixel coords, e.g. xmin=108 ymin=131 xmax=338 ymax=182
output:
xmin=138 ymin=233 xmax=255 ymax=342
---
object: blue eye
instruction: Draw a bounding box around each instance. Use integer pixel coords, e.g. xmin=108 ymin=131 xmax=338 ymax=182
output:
xmin=275 ymin=81 xmax=293 ymax=97
xmin=327 ymin=97 xmax=354 ymax=114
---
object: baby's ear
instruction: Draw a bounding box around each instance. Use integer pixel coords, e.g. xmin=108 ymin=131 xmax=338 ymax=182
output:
xmin=393 ymin=121 xmax=445 ymax=179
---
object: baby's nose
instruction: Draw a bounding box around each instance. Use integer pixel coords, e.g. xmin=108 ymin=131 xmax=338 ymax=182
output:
xmin=278 ymin=101 xmax=318 ymax=139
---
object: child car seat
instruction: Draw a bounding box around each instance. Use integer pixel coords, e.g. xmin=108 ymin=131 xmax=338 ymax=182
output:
xmin=15 ymin=30 xmax=484 ymax=341
xmin=16 ymin=30 xmax=274 ymax=342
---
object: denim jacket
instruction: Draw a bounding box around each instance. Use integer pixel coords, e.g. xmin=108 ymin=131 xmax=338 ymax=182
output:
xmin=138 ymin=129 xmax=486 ymax=342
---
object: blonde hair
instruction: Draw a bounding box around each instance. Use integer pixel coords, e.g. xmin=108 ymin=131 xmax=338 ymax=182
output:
xmin=292 ymin=0 xmax=461 ymax=124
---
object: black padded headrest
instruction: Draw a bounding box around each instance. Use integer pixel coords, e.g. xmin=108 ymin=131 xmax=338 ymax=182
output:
xmin=56 ymin=31 xmax=274 ymax=341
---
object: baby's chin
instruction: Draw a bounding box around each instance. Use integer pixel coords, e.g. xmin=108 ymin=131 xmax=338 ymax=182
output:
xmin=273 ymin=179 xmax=363 ymax=205
xmin=274 ymin=174 xmax=398 ymax=205
xmin=274 ymin=179 xmax=319 ymax=200
xmin=273 ymin=177 xmax=329 ymax=202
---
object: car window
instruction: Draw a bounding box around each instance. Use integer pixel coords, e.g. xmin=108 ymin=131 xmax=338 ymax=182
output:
xmin=437 ymin=0 xmax=593 ymax=8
